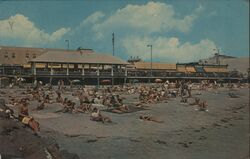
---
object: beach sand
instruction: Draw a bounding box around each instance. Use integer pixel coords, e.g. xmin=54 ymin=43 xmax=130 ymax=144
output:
xmin=0 ymin=86 xmax=249 ymax=159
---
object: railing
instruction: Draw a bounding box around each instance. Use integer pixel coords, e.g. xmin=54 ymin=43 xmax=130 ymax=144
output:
xmin=54 ymin=71 xmax=67 ymax=75
xmin=99 ymin=72 xmax=111 ymax=76
xmin=0 ymin=68 xmax=242 ymax=79
xmin=113 ymin=72 xmax=126 ymax=76
xmin=69 ymin=71 xmax=82 ymax=75
xmin=85 ymin=72 xmax=98 ymax=76
xmin=36 ymin=71 xmax=50 ymax=75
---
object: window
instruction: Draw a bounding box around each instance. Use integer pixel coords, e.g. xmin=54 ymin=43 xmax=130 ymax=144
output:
xmin=26 ymin=53 xmax=29 ymax=58
xmin=12 ymin=53 xmax=15 ymax=58
xmin=32 ymin=54 xmax=36 ymax=58
xmin=4 ymin=52 xmax=8 ymax=58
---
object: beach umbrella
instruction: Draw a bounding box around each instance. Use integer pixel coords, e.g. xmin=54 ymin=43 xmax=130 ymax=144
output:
xmin=17 ymin=77 xmax=26 ymax=82
xmin=101 ymin=79 xmax=111 ymax=84
xmin=72 ymin=79 xmax=81 ymax=83
xmin=132 ymin=79 xmax=139 ymax=83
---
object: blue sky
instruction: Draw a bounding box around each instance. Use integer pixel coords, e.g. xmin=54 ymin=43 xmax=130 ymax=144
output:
xmin=0 ymin=0 xmax=249 ymax=62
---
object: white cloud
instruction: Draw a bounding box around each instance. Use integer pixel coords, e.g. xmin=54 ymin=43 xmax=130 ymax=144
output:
xmin=0 ymin=14 xmax=70 ymax=45
xmin=207 ymin=11 xmax=217 ymax=18
xmin=71 ymin=11 xmax=105 ymax=36
xmin=90 ymin=2 xmax=203 ymax=39
xmin=80 ymin=11 xmax=105 ymax=27
xmin=122 ymin=36 xmax=216 ymax=62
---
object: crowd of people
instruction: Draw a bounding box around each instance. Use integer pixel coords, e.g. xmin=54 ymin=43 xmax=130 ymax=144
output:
xmin=0 ymin=79 xmax=248 ymax=136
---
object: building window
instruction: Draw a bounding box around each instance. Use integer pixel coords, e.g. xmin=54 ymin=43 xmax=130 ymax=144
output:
xmin=26 ymin=53 xmax=29 ymax=58
xmin=12 ymin=53 xmax=15 ymax=58
xmin=4 ymin=52 xmax=8 ymax=58
xmin=32 ymin=54 xmax=36 ymax=58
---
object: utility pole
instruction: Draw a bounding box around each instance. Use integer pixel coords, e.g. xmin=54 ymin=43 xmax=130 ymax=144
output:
xmin=65 ymin=40 xmax=70 ymax=51
xmin=147 ymin=44 xmax=153 ymax=77
xmin=112 ymin=32 xmax=115 ymax=56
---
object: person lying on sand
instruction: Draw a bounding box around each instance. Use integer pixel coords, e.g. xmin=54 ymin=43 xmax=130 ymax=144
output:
xmin=74 ymin=103 xmax=92 ymax=113
xmin=111 ymin=104 xmax=130 ymax=114
xmin=189 ymin=97 xmax=200 ymax=105
xmin=0 ymin=102 xmax=15 ymax=119
xmin=18 ymin=99 xmax=40 ymax=135
xmin=139 ymin=115 xmax=164 ymax=123
xmin=90 ymin=107 xmax=112 ymax=123
xmin=228 ymin=92 xmax=239 ymax=98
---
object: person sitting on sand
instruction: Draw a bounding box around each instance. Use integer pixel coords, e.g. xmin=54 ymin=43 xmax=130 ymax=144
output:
xmin=180 ymin=96 xmax=188 ymax=103
xmin=139 ymin=115 xmax=164 ymax=123
xmin=32 ymin=91 xmax=40 ymax=101
xmin=18 ymin=99 xmax=40 ymax=135
xmin=78 ymin=93 xmax=84 ymax=105
xmin=90 ymin=107 xmax=112 ymax=123
xmin=36 ymin=100 xmax=45 ymax=110
xmin=198 ymin=101 xmax=208 ymax=111
xmin=83 ymin=96 xmax=91 ymax=104
xmin=44 ymin=94 xmax=50 ymax=103
xmin=63 ymin=100 xmax=75 ymax=113
xmin=56 ymin=92 xmax=63 ymax=103
xmin=63 ymin=98 xmax=68 ymax=105
xmin=102 ymin=96 xmax=111 ymax=107
xmin=110 ymin=95 xmax=122 ymax=107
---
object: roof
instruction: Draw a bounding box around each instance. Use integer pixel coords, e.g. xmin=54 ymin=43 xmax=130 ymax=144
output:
xmin=203 ymin=67 xmax=229 ymax=73
xmin=29 ymin=50 xmax=129 ymax=65
xmin=133 ymin=62 xmax=176 ymax=70
xmin=0 ymin=45 xmax=79 ymax=52
xmin=219 ymin=57 xmax=249 ymax=73
xmin=176 ymin=62 xmax=199 ymax=66
xmin=200 ymin=54 xmax=237 ymax=65
xmin=186 ymin=66 xmax=196 ymax=73
xmin=176 ymin=67 xmax=186 ymax=72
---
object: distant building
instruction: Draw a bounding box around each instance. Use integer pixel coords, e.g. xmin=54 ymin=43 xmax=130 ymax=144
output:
xmin=200 ymin=54 xmax=249 ymax=75
xmin=0 ymin=46 xmax=47 ymax=66
xmin=0 ymin=45 xmax=128 ymax=81
xmin=0 ymin=45 xmax=245 ymax=83
xmin=0 ymin=45 xmax=94 ymax=67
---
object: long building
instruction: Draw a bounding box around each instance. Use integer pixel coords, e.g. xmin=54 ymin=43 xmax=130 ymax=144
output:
xmin=0 ymin=45 xmax=246 ymax=85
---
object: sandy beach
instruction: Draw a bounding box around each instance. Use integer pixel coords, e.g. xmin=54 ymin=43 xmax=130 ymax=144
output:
xmin=0 ymin=85 xmax=249 ymax=159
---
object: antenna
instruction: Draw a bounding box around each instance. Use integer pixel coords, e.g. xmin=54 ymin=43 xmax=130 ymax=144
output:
xmin=8 ymin=20 xmax=14 ymax=31
xmin=112 ymin=32 xmax=115 ymax=56
xmin=213 ymin=48 xmax=220 ymax=65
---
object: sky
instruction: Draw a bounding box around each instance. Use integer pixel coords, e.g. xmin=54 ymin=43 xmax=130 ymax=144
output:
xmin=0 ymin=0 xmax=249 ymax=63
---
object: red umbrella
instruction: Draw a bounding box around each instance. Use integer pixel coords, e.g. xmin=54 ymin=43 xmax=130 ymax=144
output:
xmin=155 ymin=79 xmax=163 ymax=83
xmin=101 ymin=79 xmax=111 ymax=84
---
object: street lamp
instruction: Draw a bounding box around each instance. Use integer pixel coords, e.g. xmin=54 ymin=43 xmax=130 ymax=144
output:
xmin=213 ymin=48 xmax=220 ymax=65
xmin=147 ymin=44 xmax=153 ymax=77
xmin=65 ymin=40 xmax=70 ymax=51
